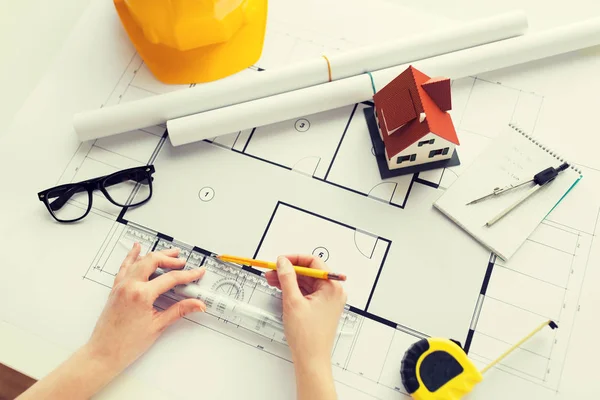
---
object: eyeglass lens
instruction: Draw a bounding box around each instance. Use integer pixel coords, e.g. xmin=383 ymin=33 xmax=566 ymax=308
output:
xmin=47 ymin=185 xmax=90 ymax=221
xmin=103 ymin=169 xmax=152 ymax=206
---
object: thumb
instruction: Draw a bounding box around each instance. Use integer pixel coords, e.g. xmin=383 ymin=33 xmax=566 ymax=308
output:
xmin=276 ymin=256 xmax=302 ymax=300
xmin=158 ymin=298 xmax=206 ymax=329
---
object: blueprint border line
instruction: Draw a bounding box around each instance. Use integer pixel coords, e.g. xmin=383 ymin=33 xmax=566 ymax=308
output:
xmin=192 ymin=245 xmax=214 ymax=258
xmin=242 ymin=128 xmax=257 ymax=153
xmin=315 ymin=177 xmax=369 ymax=198
xmin=464 ymin=330 xmax=476 ymax=354
xmin=232 ymin=148 xmax=293 ymax=171
xmin=324 ymin=103 xmax=358 ymax=181
xmin=399 ymin=173 xmax=417 ymax=209
xmin=156 ymin=231 xmax=174 ymax=242
xmin=253 ymin=202 xmax=281 ymax=259
xmin=147 ymin=130 xmax=168 ymax=165
xmin=479 ymin=255 xmax=497 ymax=296
xmin=464 ymin=253 xmax=496 ymax=352
xmin=278 ymin=201 xmax=357 ymax=231
xmin=364 ymin=241 xmax=391 ymax=312
xmin=413 ymin=177 xmax=440 ymax=189
xmin=116 ymin=207 xmax=128 ymax=224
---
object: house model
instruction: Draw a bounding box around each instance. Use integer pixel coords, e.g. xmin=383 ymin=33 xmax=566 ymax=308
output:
xmin=365 ymin=65 xmax=460 ymax=179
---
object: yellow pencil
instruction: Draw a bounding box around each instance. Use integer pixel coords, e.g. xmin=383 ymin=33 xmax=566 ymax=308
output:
xmin=217 ymin=255 xmax=347 ymax=281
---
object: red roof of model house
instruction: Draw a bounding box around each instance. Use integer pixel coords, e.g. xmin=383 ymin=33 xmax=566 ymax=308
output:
xmin=373 ymin=66 xmax=459 ymax=159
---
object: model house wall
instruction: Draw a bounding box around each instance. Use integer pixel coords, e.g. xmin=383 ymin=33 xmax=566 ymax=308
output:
xmin=387 ymin=132 xmax=455 ymax=170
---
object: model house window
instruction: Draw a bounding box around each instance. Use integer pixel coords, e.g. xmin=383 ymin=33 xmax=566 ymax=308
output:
xmin=397 ymin=154 xmax=416 ymax=164
xmin=418 ymin=139 xmax=435 ymax=147
xmin=429 ymin=147 xmax=449 ymax=158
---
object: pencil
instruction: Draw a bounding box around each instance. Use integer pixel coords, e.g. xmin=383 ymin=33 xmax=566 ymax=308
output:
xmin=217 ymin=255 xmax=347 ymax=281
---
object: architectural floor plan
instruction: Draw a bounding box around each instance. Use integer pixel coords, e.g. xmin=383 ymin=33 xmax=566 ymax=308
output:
xmin=58 ymin=56 xmax=598 ymax=398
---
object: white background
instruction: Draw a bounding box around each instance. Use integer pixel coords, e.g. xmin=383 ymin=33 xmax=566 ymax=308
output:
xmin=0 ymin=1 xmax=91 ymax=129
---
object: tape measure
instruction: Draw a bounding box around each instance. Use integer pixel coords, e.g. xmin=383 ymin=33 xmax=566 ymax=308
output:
xmin=401 ymin=338 xmax=482 ymax=400
xmin=401 ymin=320 xmax=558 ymax=400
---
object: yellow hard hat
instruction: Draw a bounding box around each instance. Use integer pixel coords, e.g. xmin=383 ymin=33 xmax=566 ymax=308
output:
xmin=114 ymin=0 xmax=268 ymax=84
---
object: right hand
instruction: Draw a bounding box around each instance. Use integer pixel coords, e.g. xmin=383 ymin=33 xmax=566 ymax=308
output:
xmin=265 ymin=255 xmax=347 ymax=368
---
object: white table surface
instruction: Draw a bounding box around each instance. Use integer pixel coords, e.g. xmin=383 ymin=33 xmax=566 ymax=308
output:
xmin=1 ymin=0 xmax=599 ymax=397
xmin=0 ymin=0 xmax=91 ymax=130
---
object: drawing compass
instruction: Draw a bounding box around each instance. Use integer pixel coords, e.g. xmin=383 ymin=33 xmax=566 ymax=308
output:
xmin=466 ymin=179 xmax=537 ymax=205
xmin=466 ymin=162 xmax=570 ymax=227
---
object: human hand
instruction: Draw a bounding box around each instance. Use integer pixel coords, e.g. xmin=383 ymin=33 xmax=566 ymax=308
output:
xmin=265 ymin=255 xmax=347 ymax=368
xmin=86 ymin=243 xmax=207 ymax=374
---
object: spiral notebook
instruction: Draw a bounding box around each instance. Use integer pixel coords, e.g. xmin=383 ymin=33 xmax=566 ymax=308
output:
xmin=433 ymin=124 xmax=583 ymax=260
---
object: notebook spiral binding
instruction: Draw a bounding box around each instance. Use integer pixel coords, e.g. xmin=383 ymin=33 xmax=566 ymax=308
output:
xmin=508 ymin=123 xmax=583 ymax=178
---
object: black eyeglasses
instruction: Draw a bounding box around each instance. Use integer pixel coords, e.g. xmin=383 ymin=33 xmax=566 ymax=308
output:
xmin=38 ymin=165 xmax=155 ymax=222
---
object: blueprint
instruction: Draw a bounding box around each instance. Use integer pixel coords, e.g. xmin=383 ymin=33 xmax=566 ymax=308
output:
xmin=1 ymin=0 xmax=600 ymax=399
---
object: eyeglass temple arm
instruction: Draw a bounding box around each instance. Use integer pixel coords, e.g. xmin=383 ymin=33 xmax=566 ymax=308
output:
xmin=49 ymin=185 xmax=88 ymax=211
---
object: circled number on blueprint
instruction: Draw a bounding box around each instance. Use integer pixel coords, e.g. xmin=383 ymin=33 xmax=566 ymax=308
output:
xmin=312 ymin=247 xmax=329 ymax=262
xmin=295 ymin=119 xmax=310 ymax=132
xmin=199 ymin=187 xmax=215 ymax=202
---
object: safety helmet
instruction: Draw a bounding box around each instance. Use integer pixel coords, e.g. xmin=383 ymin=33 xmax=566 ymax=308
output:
xmin=114 ymin=0 xmax=268 ymax=84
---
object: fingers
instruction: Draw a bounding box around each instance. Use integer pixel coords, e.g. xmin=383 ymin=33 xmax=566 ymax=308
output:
xmin=276 ymin=256 xmax=303 ymax=301
xmin=149 ymin=267 xmax=206 ymax=296
xmin=157 ymin=298 xmax=206 ymax=329
xmin=115 ymin=243 xmax=141 ymax=283
xmin=266 ymin=272 xmax=314 ymax=296
xmin=160 ymin=248 xmax=180 ymax=258
xmin=283 ymin=254 xmax=330 ymax=271
xmin=297 ymin=275 xmax=320 ymax=294
xmin=324 ymin=280 xmax=347 ymax=302
xmin=135 ymin=250 xmax=187 ymax=278
xmin=265 ymin=270 xmax=280 ymax=288
xmin=121 ymin=243 xmax=142 ymax=270
xmin=267 ymin=258 xmax=329 ymax=296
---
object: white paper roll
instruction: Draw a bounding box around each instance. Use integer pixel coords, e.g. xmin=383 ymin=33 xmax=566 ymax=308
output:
xmin=168 ymin=74 xmax=375 ymax=146
xmin=373 ymin=15 xmax=600 ymax=90
xmin=328 ymin=10 xmax=528 ymax=81
xmin=167 ymin=16 xmax=600 ymax=147
xmin=73 ymin=11 xmax=528 ymax=141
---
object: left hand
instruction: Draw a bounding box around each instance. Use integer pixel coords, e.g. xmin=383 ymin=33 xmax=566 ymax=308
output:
xmin=86 ymin=243 xmax=207 ymax=374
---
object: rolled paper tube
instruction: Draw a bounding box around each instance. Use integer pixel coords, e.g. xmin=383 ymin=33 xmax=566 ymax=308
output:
xmin=73 ymin=11 xmax=528 ymax=141
xmin=166 ymin=16 xmax=600 ymax=147
xmin=168 ymin=74 xmax=375 ymax=146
